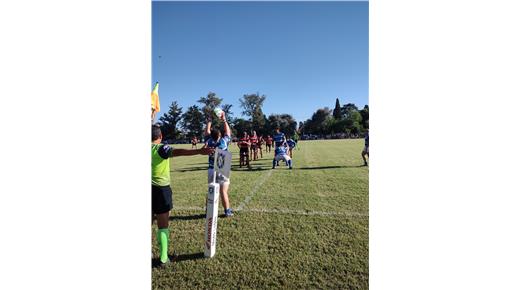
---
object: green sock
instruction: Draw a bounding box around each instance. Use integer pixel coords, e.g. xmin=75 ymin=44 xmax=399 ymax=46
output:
xmin=157 ymin=228 xmax=170 ymax=263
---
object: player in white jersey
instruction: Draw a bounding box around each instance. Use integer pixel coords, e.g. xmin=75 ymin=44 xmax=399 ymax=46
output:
xmin=272 ymin=143 xmax=293 ymax=170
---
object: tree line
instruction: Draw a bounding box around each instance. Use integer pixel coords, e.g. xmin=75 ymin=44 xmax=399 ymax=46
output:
xmin=157 ymin=92 xmax=368 ymax=142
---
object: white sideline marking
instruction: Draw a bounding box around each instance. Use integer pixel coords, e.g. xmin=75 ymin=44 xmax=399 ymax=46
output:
xmin=174 ymin=206 xmax=367 ymax=217
xmin=245 ymin=208 xmax=368 ymax=217
xmin=236 ymin=169 xmax=273 ymax=211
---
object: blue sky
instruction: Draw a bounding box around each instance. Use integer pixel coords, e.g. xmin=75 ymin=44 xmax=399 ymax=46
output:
xmin=152 ymin=1 xmax=368 ymax=123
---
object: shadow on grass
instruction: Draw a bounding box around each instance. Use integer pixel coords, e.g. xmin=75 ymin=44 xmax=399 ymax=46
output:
xmin=298 ymin=165 xmax=366 ymax=170
xmin=231 ymin=166 xmax=271 ymax=172
xmin=170 ymin=214 xmax=231 ymax=221
xmin=173 ymin=166 xmax=208 ymax=172
xmin=152 ymin=252 xmax=205 ymax=268
xmin=169 ymin=214 xmax=205 ymax=221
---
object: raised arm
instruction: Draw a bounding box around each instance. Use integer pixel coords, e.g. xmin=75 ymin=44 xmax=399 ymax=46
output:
xmin=204 ymin=120 xmax=212 ymax=137
xmin=221 ymin=112 xmax=231 ymax=137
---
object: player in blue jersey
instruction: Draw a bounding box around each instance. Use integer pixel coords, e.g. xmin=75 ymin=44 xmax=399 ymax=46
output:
xmin=286 ymin=135 xmax=296 ymax=158
xmin=272 ymin=142 xmax=293 ymax=170
xmin=362 ymin=129 xmax=369 ymax=166
xmin=202 ymin=112 xmax=234 ymax=217
xmin=273 ymin=127 xmax=287 ymax=166
xmin=273 ymin=127 xmax=286 ymax=147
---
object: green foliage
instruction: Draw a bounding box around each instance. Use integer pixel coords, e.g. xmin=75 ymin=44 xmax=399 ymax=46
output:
xmin=232 ymin=118 xmax=252 ymax=137
xmin=239 ymin=93 xmax=267 ymax=134
xmin=239 ymin=93 xmax=266 ymax=117
xmin=360 ymin=105 xmax=369 ymax=129
xmin=333 ymin=98 xmax=342 ymax=120
xmin=159 ymin=91 xmax=368 ymax=139
xmin=341 ymin=103 xmax=359 ymax=117
xmin=267 ymin=113 xmax=297 ymax=136
xmin=158 ymin=101 xmax=183 ymax=140
xmin=302 ymin=107 xmax=331 ymax=135
xmin=197 ymin=92 xmax=223 ymax=120
xmin=181 ymin=105 xmax=204 ymax=139
xmin=221 ymin=104 xmax=234 ymax=123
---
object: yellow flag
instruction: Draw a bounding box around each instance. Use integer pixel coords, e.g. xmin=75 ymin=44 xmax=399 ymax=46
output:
xmin=151 ymin=82 xmax=160 ymax=113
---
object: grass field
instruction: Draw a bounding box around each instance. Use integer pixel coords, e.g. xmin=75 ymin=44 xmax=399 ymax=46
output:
xmin=152 ymin=139 xmax=369 ymax=289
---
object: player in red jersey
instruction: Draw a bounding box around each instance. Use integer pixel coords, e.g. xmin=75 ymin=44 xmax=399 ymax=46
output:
xmin=265 ymin=135 xmax=273 ymax=153
xmin=257 ymin=135 xmax=264 ymax=159
xmin=238 ymin=132 xmax=251 ymax=168
xmin=249 ymin=131 xmax=259 ymax=161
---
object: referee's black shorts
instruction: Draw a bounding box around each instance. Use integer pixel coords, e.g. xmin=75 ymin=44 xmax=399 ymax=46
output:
xmin=152 ymin=185 xmax=173 ymax=215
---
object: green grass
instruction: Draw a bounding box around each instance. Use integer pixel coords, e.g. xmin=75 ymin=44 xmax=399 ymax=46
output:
xmin=152 ymin=139 xmax=368 ymax=289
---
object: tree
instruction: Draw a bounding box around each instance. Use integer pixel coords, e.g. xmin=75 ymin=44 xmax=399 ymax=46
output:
xmin=341 ymin=103 xmax=359 ymax=118
xmin=324 ymin=115 xmax=336 ymax=135
xmin=159 ymin=101 xmax=183 ymax=141
xmin=360 ymin=105 xmax=369 ymax=130
xmin=197 ymin=92 xmax=227 ymax=130
xmin=267 ymin=114 xmax=297 ymax=136
xmin=333 ymin=98 xmax=342 ymax=120
xmin=232 ymin=118 xmax=252 ymax=137
xmin=239 ymin=93 xmax=267 ymax=132
xmin=310 ymin=107 xmax=332 ymax=135
xmin=346 ymin=109 xmax=362 ymax=125
xmin=197 ymin=92 xmax=223 ymax=119
xmin=181 ymin=105 xmax=204 ymax=139
xmin=222 ymin=104 xmax=234 ymax=121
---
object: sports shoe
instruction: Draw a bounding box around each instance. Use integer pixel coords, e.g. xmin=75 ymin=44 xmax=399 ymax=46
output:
xmin=160 ymin=257 xmax=170 ymax=266
xmin=224 ymin=208 xmax=234 ymax=217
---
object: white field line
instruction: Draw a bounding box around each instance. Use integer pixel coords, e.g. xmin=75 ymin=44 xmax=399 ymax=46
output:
xmin=174 ymin=205 xmax=367 ymax=217
xmin=236 ymin=169 xmax=273 ymax=211
xmin=244 ymin=208 xmax=368 ymax=217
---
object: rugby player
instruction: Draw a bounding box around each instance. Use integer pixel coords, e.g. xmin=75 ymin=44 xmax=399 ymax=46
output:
xmin=202 ymin=113 xmax=234 ymax=217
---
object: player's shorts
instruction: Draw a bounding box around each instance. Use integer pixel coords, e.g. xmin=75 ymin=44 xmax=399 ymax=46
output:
xmin=362 ymin=146 xmax=369 ymax=154
xmin=274 ymin=154 xmax=291 ymax=162
xmin=239 ymin=147 xmax=249 ymax=156
xmin=208 ymin=169 xmax=230 ymax=185
xmin=152 ymin=185 xmax=173 ymax=215
xmin=251 ymin=144 xmax=258 ymax=150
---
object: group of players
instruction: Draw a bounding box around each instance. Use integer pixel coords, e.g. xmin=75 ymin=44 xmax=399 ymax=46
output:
xmin=191 ymin=124 xmax=298 ymax=169
xmin=236 ymin=129 xmax=297 ymax=169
